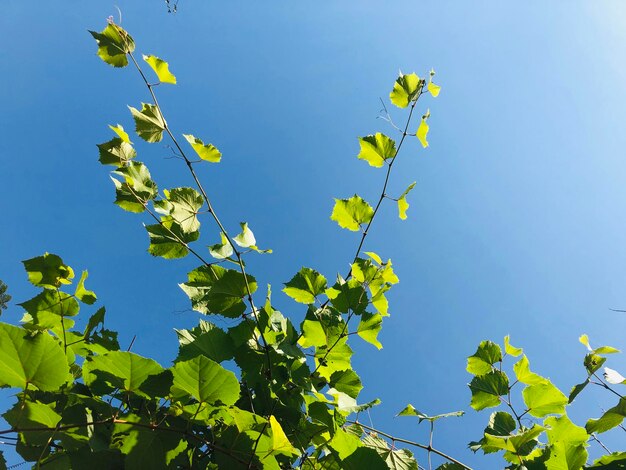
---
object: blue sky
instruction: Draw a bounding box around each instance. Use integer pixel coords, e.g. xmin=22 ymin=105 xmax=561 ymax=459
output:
xmin=2 ymin=1 xmax=626 ymax=467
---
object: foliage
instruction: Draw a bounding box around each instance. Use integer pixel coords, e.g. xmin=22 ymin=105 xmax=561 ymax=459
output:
xmin=0 ymin=18 xmax=623 ymax=470
xmin=0 ymin=280 xmax=10 ymax=311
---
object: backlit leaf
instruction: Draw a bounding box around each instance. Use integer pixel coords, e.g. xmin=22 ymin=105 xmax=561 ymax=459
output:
xmin=0 ymin=322 xmax=69 ymax=391
xmin=111 ymin=162 xmax=158 ymax=213
xmin=330 ymin=195 xmax=374 ymax=231
xmin=469 ymin=370 xmax=509 ymax=411
xmin=209 ymin=232 xmax=234 ymax=260
xmin=504 ymin=335 xmax=522 ymax=357
xmin=398 ymin=182 xmax=416 ymax=220
xmin=390 ymin=73 xmax=422 ymax=108
xmin=22 ymin=253 xmax=74 ymax=289
xmin=145 ymin=220 xmax=199 ymax=259
xmin=154 ymin=187 xmax=203 ymax=234
xmin=416 ymin=110 xmax=430 ymax=148
xmin=75 ymin=270 xmax=97 ymax=305
xmin=183 ymin=134 xmax=221 ymax=163
xmin=357 ymin=133 xmax=397 ymax=168
xmin=357 ymin=312 xmax=383 ymax=349
xmin=522 ymin=380 xmax=568 ymax=417
xmin=513 ymin=355 xmax=547 ymax=385
xmin=233 ymin=222 xmax=256 ymax=248
xmin=171 ymin=355 xmax=239 ymax=405
xmin=129 ymin=103 xmax=166 ymax=143
xmin=89 ymin=23 xmax=135 ymax=68
xmin=467 ymin=341 xmax=502 ymax=376
xmin=143 ymin=54 xmax=177 ymax=84
xmin=283 ymin=267 xmax=327 ymax=304
xmin=586 ymin=398 xmax=626 ymax=434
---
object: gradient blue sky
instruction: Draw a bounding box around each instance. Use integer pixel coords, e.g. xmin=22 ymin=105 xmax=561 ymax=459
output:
xmin=2 ymin=1 xmax=626 ymax=467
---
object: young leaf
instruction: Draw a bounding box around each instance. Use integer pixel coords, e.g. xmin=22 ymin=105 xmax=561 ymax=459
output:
xmin=74 ymin=270 xmax=97 ymax=305
xmin=512 ymin=355 xmax=547 ymax=385
xmin=129 ymin=103 xmax=166 ymax=143
xmin=97 ymin=137 xmax=136 ymax=166
xmin=283 ymin=267 xmax=327 ymax=304
xmin=503 ymin=335 xmax=522 ymax=357
xmin=427 ymin=70 xmax=441 ymax=98
xmin=183 ymin=134 xmax=222 ymax=163
xmin=416 ymin=110 xmax=430 ymax=148
xmin=397 ymin=182 xmax=416 ymax=220
xmin=390 ymin=72 xmax=421 ymax=108
xmin=143 ymin=54 xmax=177 ymax=84
xmin=89 ymin=23 xmax=135 ymax=68
xmin=209 ymin=232 xmax=234 ymax=259
xmin=109 ymin=124 xmax=131 ymax=143
xmin=357 ymin=133 xmax=397 ymax=168
xmin=330 ymin=195 xmax=374 ymax=231
xmin=233 ymin=222 xmax=256 ymax=248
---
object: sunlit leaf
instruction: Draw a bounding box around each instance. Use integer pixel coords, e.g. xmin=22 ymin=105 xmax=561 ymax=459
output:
xmin=467 ymin=341 xmax=502 ymax=376
xmin=233 ymin=222 xmax=256 ymax=248
xmin=22 ymin=253 xmax=74 ymax=289
xmin=398 ymin=182 xmax=416 ymax=220
xmin=330 ymin=195 xmax=374 ymax=231
xmin=154 ymin=187 xmax=203 ymax=233
xmin=416 ymin=110 xmax=430 ymax=148
xmin=469 ymin=370 xmax=509 ymax=411
xmin=503 ymin=335 xmax=522 ymax=357
xmin=183 ymin=134 xmax=221 ymax=163
xmin=390 ymin=72 xmax=422 ymax=108
xmin=143 ymin=54 xmax=177 ymax=84
xmin=171 ymin=355 xmax=239 ymax=405
xmin=283 ymin=267 xmax=327 ymax=304
xmin=129 ymin=103 xmax=166 ymax=143
xmin=111 ymin=161 xmax=158 ymax=213
xmin=357 ymin=312 xmax=383 ymax=349
xmin=0 ymin=322 xmax=69 ymax=391
xmin=586 ymin=398 xmax=626 ymax=434
xmin=75 ymin=270 xmax=97 ymax=305
xmin=523 ymin=380 xmax=568 ymax=417
xmin=357 ymin=133 xmax=397 ymax=168
xmin=513 ymin=355 xmax=547 ymax=385
xmin=89 ymin=23 xmax=135 ymax=68
xmin=209 ymin=232 xmax=234 ymax=260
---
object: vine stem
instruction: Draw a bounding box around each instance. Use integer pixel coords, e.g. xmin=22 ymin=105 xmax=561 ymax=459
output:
xmin=312 ymin=88 xmax=425 ymax=375
xmin=347 ymin=420 xmax=473 ymax=470
xmin=591 ymin=373 xmax=625 ymax=399
xmin=125 ymin=50 xmax=274 ymax=381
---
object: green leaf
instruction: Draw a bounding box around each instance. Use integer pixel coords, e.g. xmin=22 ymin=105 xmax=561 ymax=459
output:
xmin=466 ymin=340 xmax=502 ymax=376
xmin=396 ymin=404 xmax=464 ymax=422
xmin=75 ymin=270 xmax=97 ymax=305
xmin=427 ymin=70 xmax=441 ymax=98
xmin=3 ymin=401 xmax=61 ymax=446
xmin=545 ymin=415 xmax=587 ymax=446
xmin=568 ymin=378 xmax=590 ymax=404
xmin=145 ymin=220 xmax=199 ymax=259
xmin=19 ymin=289 xmax=79 ymax=320
xmin=299 ymin=318 xmax=327 ymax=348
xmin=326 ymin=279 xmax=368 ymax=314
xmin=111 ymin=162 xmax=158 ymax=213
xmin=513 ymin=355 xmax=547 ymax=385
xmin=416 ymin=110 xmax=430 ymax=148
xmin=357 ymin=133 xmax=397 ymax=168
xmin=330 ymin=195 xmax=374 ymax=231
xmin=362 ymin=433 xmax=418 ymax=470
xmin=589 ymin=452 xmax=626 ymax=468
xmin=171 ymin=355 xmax=240 ymax=405
xmin=83 ymin=351 xmax=163 ymax=397
xmin=329 ymin=428 xmax=362 ymax=460
xmin=84 ymin=306 xmax=106 ymax=338
xmin=329 ymin=369 xmax=362 ymax=399
xmin=183 ymin=134 xmax=222 ymax=163
xmin=469 ymin=411 xmax=516 ymax=454
xmin=283 ymin=267 xmax=327 ymax=304
xmin=142 ymin=54 xmax=177 ymax=84
xmin=175 ymin=320 xmax=235 ymax=363
xmin=267 ymin=415 xmax=299 ymax=457
xmin=154 ymin=187 xmax=204 ymax=234
xmin=129 ymin=103 xmax=166 ymax=143
xmin=580 ymin=333 xmax=621 ymax=355
xmin=233 ymin=222 xmax=256 ymax=248
xmin=504 ymin=335 xmax=523 ymax=357
xmin=89 ymin=23 xmax=135 ymax=68
xmin=469 ymin=370 xmax=509 ymax=411
xmin=180 ymin=265 xmax=257 ymax=317
xmin=209 ymin=232 xmax=234 ymax=260
xmin=482 ymin=424 xmax=545 ymax=455
xmin=397 ymin=182 xmax=416 ymax=220
xmin=357 ymin=312 xmax=383 ymax=349
xmin=0 ymin=322 xmax=69 ymax=390
xmin=97 ymin=134 xmax=136 ymax=166
xmin=390 ymin=72 xmax=422 ymax=108
xmin=586 ymin=398 xmax=626 ymax=434
xmin=22 ymin=253 xmax=74 ymax=289
xmin=523 ymin=380 xmax=568 ymax=417
xmin=109 ymin=123 xmax=131 ymax=143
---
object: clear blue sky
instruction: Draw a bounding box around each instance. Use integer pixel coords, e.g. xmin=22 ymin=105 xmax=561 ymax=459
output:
xmin=1 ymin=1 xmax=626 ymax=467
